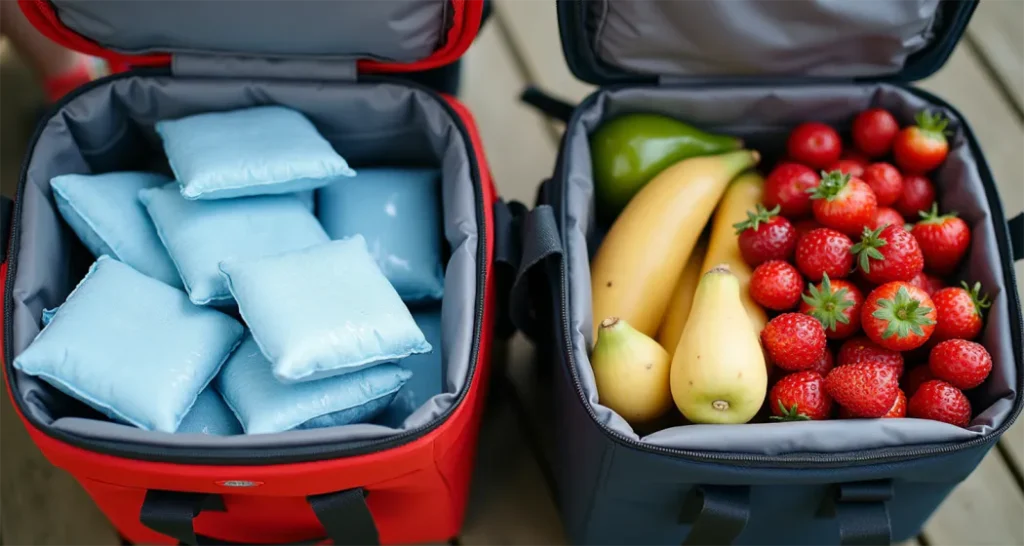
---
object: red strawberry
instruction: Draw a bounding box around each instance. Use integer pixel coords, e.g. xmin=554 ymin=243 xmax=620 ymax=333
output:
xmin=883 ymin=389 xmax=908 ymax=418
xmin=837 ymin=337 xmax=904 ymax=376
xmin=911 ymin=204 xmax=971 ymax=276
xmin=761 ymin=313 xmax=827 ymax=371
xmin=908 ymin=380 xmax=971 ymax=427
xmin=799 ymin=274 xmax=863 ymax=340
xmin=852 ymin=108 xmax=900 ymax=158
xmin=840 ymin=149 xmax=871 ymax=168
xmin=764 ymin=163 xmax=820 ymax=219
xmin=770 ymin=371 xmax=833 ymax=421
xmin=787 ymin=122 xmax=843 ymax=169
xmin=902 ymin=365 xmax=936 ymax=397
xmin=750 ymin=260 xmax=805 ymax=311
xmin=808 ymin=171 xmax=878 ymax=237
xmin=808 ymin=348 xmax=835 ymax=377
xmin=862 ymin=282 xmax=937 ymax=351
xmin=871 ymin=207 xmax=906 ymax=231
xmin=794 ymin=219 xmax=824 ymax=242
xmin=893 ymin=111 xmax=950 ymax=174
xmin=861 ymin=163 xmax=903 ymax=207
xmin=795 ymin=228 xmax=854 ymax=282
xmin=931 ymin=282 xmax=990 ymax=342
xmin=851 ymin=224 xmax=924 ymax=284
xmin=733 ymin=205 xmax=798 ymax=266
xmin=828 ymin=159 xmax=865 ymax=178
xmin=894 ymin=174 xmax=936 ymax=220
xmin=928 ymin=339 xmax=992 ymax=390
xmin=825 ymin=362 xmax=900 ymax=418
xmin=908 ymin=271 xmax=946 ymax=297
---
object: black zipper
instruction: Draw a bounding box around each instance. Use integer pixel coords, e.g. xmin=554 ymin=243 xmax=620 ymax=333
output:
xmin=2 ymin=68 xmax=490 ymax=466
xmin=550 ymin=84 xmax=1024 ymax=469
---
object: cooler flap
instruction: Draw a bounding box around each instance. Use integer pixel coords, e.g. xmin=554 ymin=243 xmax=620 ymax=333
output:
xmin=558 ymin=0 xmax=977 ymax=85
xmin=21 ymin=0 xmax=483 ymax=73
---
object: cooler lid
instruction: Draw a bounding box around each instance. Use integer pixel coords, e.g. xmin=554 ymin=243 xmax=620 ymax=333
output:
xmin=19 ymin=0 xmax=483 ymax=74
xmin=557 ymin=0 xmax=977 ymax=86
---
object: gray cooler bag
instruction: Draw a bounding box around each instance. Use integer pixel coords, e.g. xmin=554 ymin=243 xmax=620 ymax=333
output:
xmin=499 ymin=0 xmax=1024 ymax=544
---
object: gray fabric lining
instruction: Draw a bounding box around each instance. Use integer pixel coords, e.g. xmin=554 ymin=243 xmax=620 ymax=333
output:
xmin=9 ymin=77 xmax=479 ymax=449
xmin=590 ymin=0 xmax=941 ymax=78
xmin=563 ymin=84 xmax=1018 ymax=455
xmin=51 ymin=0 xmax=448 ymax=62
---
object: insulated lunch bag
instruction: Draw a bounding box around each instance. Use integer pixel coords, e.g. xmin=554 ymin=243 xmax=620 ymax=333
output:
xmin=507 ymin=0 xmax=1024 ymax=544
xmin=1 ymin=1 xmax=504 ymax=544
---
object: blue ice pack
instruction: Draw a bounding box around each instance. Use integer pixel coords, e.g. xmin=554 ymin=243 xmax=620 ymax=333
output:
xmin=155 ymin=105 xmax=355 ymax=200
xmin=317 ymin=168 xmax=445 ymax=302
xmin=176 ymin=387 xmax=243 ymax=436
xmin=13 ymin=257 xmax=243 ymax=433
xmin=50 ymin=171 xmax=183 ymax=288
xmin=375 ymin=307 xmax=444 ymax=428
xmin=139 ymin=183 xmax=329 ymax=305
xmin=215 ymin=334 xmax=412 ymax=434
xmin=219 ymin=235 xmax=432 ymax=384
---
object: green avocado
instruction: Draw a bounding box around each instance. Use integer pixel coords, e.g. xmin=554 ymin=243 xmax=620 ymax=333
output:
xmin=590 ymin=114 xmax=743 ymax=217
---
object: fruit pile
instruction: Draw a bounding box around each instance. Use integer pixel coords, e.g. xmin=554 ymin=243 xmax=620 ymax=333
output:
xmin=586 ymin=107 xmax=993 ymax=431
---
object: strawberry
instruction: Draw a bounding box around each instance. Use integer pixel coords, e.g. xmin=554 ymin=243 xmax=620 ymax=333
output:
xmin=764 ymin=163 xmax=820 ymax=219
xmin=908 ymin=271 xmax=946 ymax=297
xmin=840 ymin=149 xmax=871 ymax=168
xmin=871 ymin=207 xmax=906 ymax=231
xmin=795 ymin=228 xmax=854 ymax=282
xmin=794 ymin=219 xmax=824 ymax=242
xmin=852 ymin=108 xmax=900 ymax=158
xmin=851 ymin=224 xmax=924 ymax=284
xmin=799 ymin=274 xmax=863 ymax=339
xmin=902 ymin=365 xmax=935 ymax=397
xmin=808 ymin=348 xmax=835 ymax=377
xmin=733 ymin=205 xmax=798 ymax=266
xmin=770 ymin=371 xmax=833 ymax=421
xmin=808 ymin=171 xmax=878 ymax=237
xmin=893 ymin=111 xmax=950 ymax=175
xmin=928 ymin=339 xmax=992 ymax=390
xmin=827 ymin=159 xmax=866 ymax=178
xmin=883 ymin=389 xmax=907 ymax=418
xmin=862 ymin=282 xmax=937 ymax=351
xmin=931 ymin=282 xmax=990 ymax=342
xmin=908 ymin=380 xmax=971 ymax=427
xmin=837 ymin=336 xmax=905 ymax=376
xmin=761 ymin=313 xmax=827 ymax=371
xmin=825 ymin=362 xmax=900 ymax=418
xmin=861 ymin=163 xmax=904 ymax=207
xmin=911 ymin=203 xmax=971 ymax=275
xmin=750 ymin=260 xmax=805 ymax=311
xmin=894 ymin=174 xmax=936 ymax=220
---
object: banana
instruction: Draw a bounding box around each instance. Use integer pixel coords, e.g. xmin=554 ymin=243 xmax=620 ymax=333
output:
xmin=656 ymin=238 xmax=707 ymax=353
xmin=590 ymin=150 xmax=760 ymax=341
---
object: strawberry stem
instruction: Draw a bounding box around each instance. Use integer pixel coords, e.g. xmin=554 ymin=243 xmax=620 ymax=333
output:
xmin=807 ymin=171 xmax=851 ymax=202
xmin=917 ymin=202 xmax=959 ymax=225
xmin=871 ymin=286 xmax=936 ymax=339
xmin=850 ymin=226 xmax=887 ymax=274
xmin=733 ymin=204 xmax=781 ymax=235
xmin=770 ymin=401 xmax=811 ymax=422
xmin=800 ymin=273 xmax=853 ymax=332
xmin=915 ymin=110 xmax=950 ymax=137
xmin=962 ymin=281 xmax=992 ymax=316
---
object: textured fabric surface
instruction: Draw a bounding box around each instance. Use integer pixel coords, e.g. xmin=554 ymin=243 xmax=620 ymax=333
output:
xmin=139 ymin=183 xmax=329 ymax=305
xmin=317 ymin=168 xmax=445 ymax=302
xmin=175 ymin=387 xmax=243 ymax=436
xmin=50 ymin=171 xmax=182 ymax=288
xmin=216 ymin=334 xmax=411 ymax=434
xmin=155 ymin=106 xmax=355 ymax=200
xmin=12 ymin=257 xmax=243 ymax=433
xmin=375 ymin=306 xmax=444 ymax=428
xmin=220 ymin=235 xmax=432 ymax=384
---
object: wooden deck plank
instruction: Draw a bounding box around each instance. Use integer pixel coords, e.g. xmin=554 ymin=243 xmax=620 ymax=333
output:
xmin=965 ymin=0 xmax=1024 ymax=116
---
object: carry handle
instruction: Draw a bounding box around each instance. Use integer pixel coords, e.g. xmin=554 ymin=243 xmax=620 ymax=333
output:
xmin=519 ymin=86 xmax=576 ymax=124
xmin=139 ymin=487 xmax=379 ymax=545
xmin=681 ymin=480 xmax=894 ymax=546
xmin=1009 ymin=212 xmax=1023 ymax=262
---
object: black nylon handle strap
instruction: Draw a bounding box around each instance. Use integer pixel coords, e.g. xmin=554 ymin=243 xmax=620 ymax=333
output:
xmin=679 ymin=484 xmax=751 ymax=545
xmin=494 ymin=199 xmax=528 ymax=339
xmin=519 ymin=86 xmax=576 ymax=124
xmin=818 ymin=480 xmax=894 ymax=546
xmin=1008 ymin=213 xmax=1023 ymax=262
xmin=510 ymin=204 xmax=564 ymax=341
xmin=140 ymin=488 xmax=378 ymax=545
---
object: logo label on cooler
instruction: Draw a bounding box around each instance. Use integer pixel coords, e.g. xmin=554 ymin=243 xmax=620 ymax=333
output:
xmin=216 ymin=480 xmax=264 ymax=488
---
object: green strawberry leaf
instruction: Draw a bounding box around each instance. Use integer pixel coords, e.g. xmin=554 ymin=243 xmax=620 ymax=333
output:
xmin=800 ymin=273 xmax=854 ymax=331
xmin=850 ymin=226 xmax=888 ymax=274
xmin=769 ymin=401 xmax=811 ymax=422
xmin=733 ymin=204 xmax=781 ymax=235
xmin=871 ymin=286 xmax=936 ymax=339
xmin=807 ymin=171 xmax=850 ymax=202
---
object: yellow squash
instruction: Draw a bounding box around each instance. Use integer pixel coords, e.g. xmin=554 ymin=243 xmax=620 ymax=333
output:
xmin=656 ymin=238 xmax=707 ymax=353
xmin=590 ymin=150 xmax=759 ymax=340
xmin=699 ymin=171 xmax=769 ymax=333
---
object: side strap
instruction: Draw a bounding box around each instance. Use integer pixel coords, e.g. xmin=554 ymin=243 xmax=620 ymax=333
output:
xmin=1009 ymin=212 xmax=1023 ymax=262
xmin=679 ymin=485 xmax=751 ymax=545
xmin=509 ymin=204 xmax=564 ymax=341
xmin=494 ymin=198 xmax=527 ymax=339
xmin=139 ymin=490 xmax=225 ymax=545
xmin=307 ymin=488 xmax=379 ymax=546
xmin=519 ymin=86 xmax=576 ymax=124
xmin=818 ymin=480 xmax=894 ymax=546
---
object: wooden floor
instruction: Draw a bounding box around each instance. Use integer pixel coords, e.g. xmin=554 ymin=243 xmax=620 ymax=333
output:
xmin=1 ymin=1 xmax=1022 ymax=544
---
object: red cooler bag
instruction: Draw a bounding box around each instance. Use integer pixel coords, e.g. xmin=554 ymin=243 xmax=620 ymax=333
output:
xmin=1 ymin=1 xmax=501 ymax=544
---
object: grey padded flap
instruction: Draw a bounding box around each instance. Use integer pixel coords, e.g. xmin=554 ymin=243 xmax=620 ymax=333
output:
xmin=590 ymin=0 xmax=941 ymax=78
xmin=51 ymin=0 xmax=449 ymax=62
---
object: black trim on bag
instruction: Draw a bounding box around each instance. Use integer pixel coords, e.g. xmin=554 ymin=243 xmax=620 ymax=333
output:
xmin=2 ymin=68 xmax=490 ymax=465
